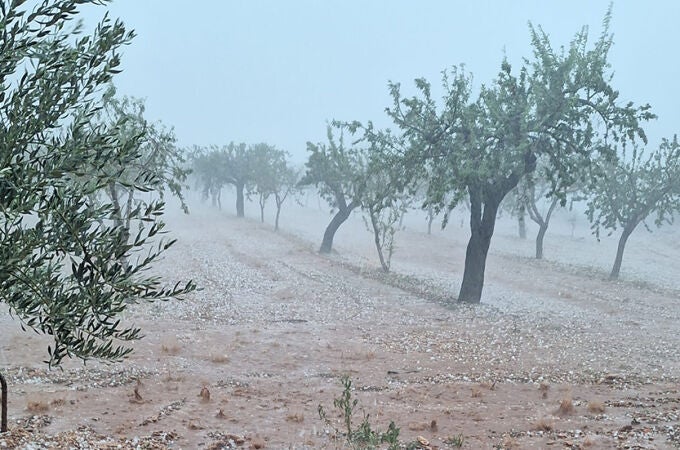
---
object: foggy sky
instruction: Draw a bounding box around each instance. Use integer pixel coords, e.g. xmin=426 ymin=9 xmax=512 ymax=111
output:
xmin=82 ymin=1 xmax=680 ymax=163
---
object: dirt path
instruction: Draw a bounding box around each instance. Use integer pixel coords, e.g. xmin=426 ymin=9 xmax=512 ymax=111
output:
xmin=1 ymin=204 xmax=680 ymax=449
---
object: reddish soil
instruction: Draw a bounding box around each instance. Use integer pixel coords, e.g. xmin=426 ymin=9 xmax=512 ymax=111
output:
xmin=1 ymin=197 xmax=679 ymax=449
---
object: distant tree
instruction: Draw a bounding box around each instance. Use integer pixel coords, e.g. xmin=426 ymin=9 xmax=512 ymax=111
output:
xmin=88 ymin=87 xmax=190 ymax=266
xmin=191 ymin=143 xmax=252 ymax=217
xmin=249 ymin=143 xmax=280 ymax=223
xmin=384 ymin=12 xmax=652 ymax=302
xmin=360 ymin=143 xmax=408 ymax=272
xmin=502 ymin=185 xmax=529 ymax=239
xmin=524 ymin=176 xmax=561 ymax=260
xmin=0 ymin=0 xmax=194 ymax=366
xmin=191 ymin=147 xmax=227 ymax=209
xmin=272 ymin=163 xmax=301 ymax=232
xmin=586 ymin=137 xmax=680 ymax=279
xmin=222 ymin=142 xmax=252 ymax=218
xmin=300 ymin=125 xmax=367 ymax=253
xmin=505 ymin=158 xmax=564 ymax=259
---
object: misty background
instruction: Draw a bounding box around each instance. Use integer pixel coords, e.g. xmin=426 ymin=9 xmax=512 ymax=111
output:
xmin=81 ymin=1 xmax=680 ymax=163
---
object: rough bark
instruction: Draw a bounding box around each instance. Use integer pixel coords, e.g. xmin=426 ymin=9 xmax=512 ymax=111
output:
xmin=458 ymin=185 xmax=502 ymax=303
xmin=457 ymin=161 xmax=526 ymax=303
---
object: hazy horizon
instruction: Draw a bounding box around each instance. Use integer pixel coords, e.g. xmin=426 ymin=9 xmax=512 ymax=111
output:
xmin=82 ymin=1 xmax=680 ymax=163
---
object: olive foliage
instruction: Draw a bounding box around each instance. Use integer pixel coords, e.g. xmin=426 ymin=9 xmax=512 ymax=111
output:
xmin=0 ymin=0 xmax=194 ymax=366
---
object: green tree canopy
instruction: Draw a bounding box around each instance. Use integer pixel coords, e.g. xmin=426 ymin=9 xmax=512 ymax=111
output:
xmin=300 ymin=124 xmax=367 ymax=253
xmin=0 ymin=0 xmax=194 ymax=366
xmin=382 ymin=11 xmax=652 ymax=302
xmin=586 ymin=136 xmax=680 ymax=279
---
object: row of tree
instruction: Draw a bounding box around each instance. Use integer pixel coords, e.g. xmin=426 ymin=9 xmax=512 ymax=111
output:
xmin=190 ymin=143 xmax=299 ymax=231
xmin=299 ymin=10 xmax=680 ymax=302
xmin=4 ymin=0 xmax=678 ymax=366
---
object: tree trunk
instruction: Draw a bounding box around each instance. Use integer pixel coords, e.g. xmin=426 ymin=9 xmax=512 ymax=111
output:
xmin=275 ymin=203 xmax=282 ymax=231
xmin=370 ymin=209 xmax=389 ymax=272
xmin=427 ymin=205 xmax=434 ymax=235
xmin=259 ymin=193 xmax=266 ymax=223
xmin=458 ymin=224 xmax=495 ymax=303
xmin=320 ymin=206 xmax=353 ymax=253
xmin=1 ymin=370 xmax=7 ymax=432
xmin=531 ymin=197 xmax=558 ymax=260
xmin=458 ymin=187 xmax=500 ymax=303
xmin=535 ymin=224 xmax=547 ymax=259
xmin=236 ymin=182 xmax=245 ymax=217
xmin=610 ymin=225 xmax=634 ymax=280
xmin=217 ymin=188 xmax=222 ymax=210
xmin=518 ymin=204 xmax=527 ymax=239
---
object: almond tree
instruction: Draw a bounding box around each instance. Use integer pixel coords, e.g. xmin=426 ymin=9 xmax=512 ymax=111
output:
xmin=222 ymin=142 xmax=252 ymax=217
xmin=300 ymin=125 xmax=367 ymax=253
xmin=272 ymin=162 xmax=300 ymax=232
xmin=249 ymin=143 xmax=280 ymax=223
xmin=0 ymin=0 xmax=194 ymax=367
xmin=586 ymin=137 xmax=680 ymax=279
xmin=361 ymin=148 xmax=407 ymax=272
xmin=385 ymin=13 xmax=651 ymax=302
xmin=192 ymin=143 xmax=253 ymax=217
xmin=191 ymin=147 xmax=227 ymax=208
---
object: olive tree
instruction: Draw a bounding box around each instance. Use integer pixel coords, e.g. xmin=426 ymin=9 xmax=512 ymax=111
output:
xmin=586 ymin=137 xmax=680 ymax=279
xmin=89 ymin=87 xmax=190 ymax=264
xmin=0 ymin=0 xmax=194 ymax=366
xmin=385 ymin=14 xmax=651 ymax=302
